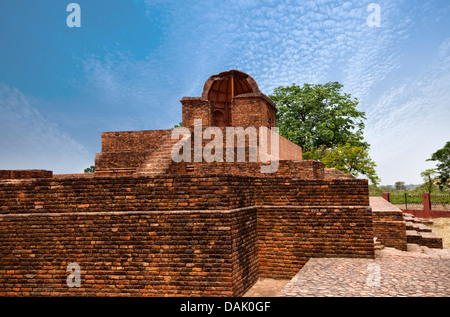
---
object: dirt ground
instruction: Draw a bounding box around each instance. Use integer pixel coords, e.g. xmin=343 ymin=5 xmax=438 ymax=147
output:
xmin=429 ymin=218 xmax=450 ymax=247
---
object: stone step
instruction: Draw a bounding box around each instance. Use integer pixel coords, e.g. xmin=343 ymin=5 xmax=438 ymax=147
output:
xmin=419 ymin=232 xmax=443 ymax=249
xmin=406 ymin=230 xmax=422 ymax=245
xmin=406 ymin=222 xmax=432 ymax=232
xmin=404 ymin=217 xmax=421 ymax=224
xmin=419 ymin=218 xmax=434 ymax=226
xmin=136 ymin=136 xmax=184 ymax=175
xmin=406 ymin=230 xmax=443 ymax=249
xmin=416 ymin=223 xmax=432 ymax=232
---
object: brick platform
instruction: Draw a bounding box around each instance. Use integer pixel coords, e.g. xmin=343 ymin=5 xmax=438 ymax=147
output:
xmin=0 ymin=175 xmax=374 ymax=297
xmin=0 ymin=70 xmax=396 ymax=297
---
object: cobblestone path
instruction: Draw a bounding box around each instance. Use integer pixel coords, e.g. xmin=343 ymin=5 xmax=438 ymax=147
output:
xmin=280 ymin=245 xmax=450 ymax=297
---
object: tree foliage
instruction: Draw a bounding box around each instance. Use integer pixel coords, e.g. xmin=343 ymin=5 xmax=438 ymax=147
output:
xmin=270 ymin=82 xmax=368 ymax=152
xmin=173 ymin=122 xmax=183 ymax=128
xmin=427 ymin=141 xmax=450 ymax=190
xmin=271 ymin=82 xmax=379 ymax=184
xmin=420 ymin=169 xmax=437 ymax=193
xmin=395 ymin=181 xmax=406 ymax=191
xmin=303 ymin=143 xmax=380 ymax=186
xmin=84 ymin=166 xmax=95 ymax=173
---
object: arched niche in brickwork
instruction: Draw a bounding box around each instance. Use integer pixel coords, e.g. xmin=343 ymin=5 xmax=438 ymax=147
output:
xmin=202 ymin=70 xmax=261 ymax=127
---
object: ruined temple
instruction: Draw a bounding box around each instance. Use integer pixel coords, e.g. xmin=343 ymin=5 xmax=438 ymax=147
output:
xmin=94 ymin=69 xmax=304 ymax=177
xmin=0 ymin=70 xmax=442 ymax=297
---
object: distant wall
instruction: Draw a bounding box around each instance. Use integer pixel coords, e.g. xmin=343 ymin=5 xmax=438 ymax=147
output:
xmin=324 ymin=168 xmax=354 ymax=180
xmin=95 ymin=126 xmax=303 ymax=176
xmin=100 ymin=130 xmax=172 ymax=153
xmin=170 ymin=160 xmax=323 ymax=179
xmin=0 ymin=170 xmax=52 ymax=180
xmin=95 ymin=130 xmax=172 ymax=172
xmin=401 ymin=209 xmax=450 ymax=219
xmin=278 ymin=135 xmax=302 ymax=161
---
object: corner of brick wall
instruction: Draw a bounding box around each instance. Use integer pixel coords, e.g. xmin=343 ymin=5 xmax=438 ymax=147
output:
xmin=372 ymin=210 xmax=408 ymax=251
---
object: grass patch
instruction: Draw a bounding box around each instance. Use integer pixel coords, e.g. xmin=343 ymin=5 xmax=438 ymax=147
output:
xmin=429 ymin=218 xmax=450 ymax=247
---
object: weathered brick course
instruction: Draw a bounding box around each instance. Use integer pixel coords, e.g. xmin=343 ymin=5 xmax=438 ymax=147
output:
xmin=0 ymin=170 xmax=53 ymax=180
xmin=0 ymin=175 xmax=373 ymax=296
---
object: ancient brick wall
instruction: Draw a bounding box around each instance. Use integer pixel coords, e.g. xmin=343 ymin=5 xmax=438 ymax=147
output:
xmin=95 ymin=151 xmax=155 ymax=170
xmin=278 ymin=134 xmax=302 ymax=161
xmin=95 ymin=124 xmax=303 ymax=176
xmin=0 ymin=175 xmax=254 ymax=214
xmin=0 ymin=175 xmax=369 ymax=215
xmin=230 ymin=95 xmax=264 ymax=127
xmin=100 ymin=130 xmax=171 ymax=153
xmin=324 ymin=168 xmax=354 ymax=180
xmin=0 ymin=210 xmax=240 ymax=297
xmin=176 ymin=127 xmax=302 ymax=161
xmin=95 ymin=130 xmax=172 ymax=173
xmin=230 ymin=207 xmax=259 ymax=296
xmin=254 ymin=178 xmax=370 ymax=207
xmin=0 ymin=175 xmax=373 ymax=297
xmin=181 ymin=98 xmax=211 ymax=129
xmin=372 ymin=210 xmax=407 ymax=251
xmin=258 ymin=206 xmax=375 ymax=279
xmin=0 ymin=170 xmax=53 ymax=180
xmin=370 ymin=197 xmax=408 ymax=251
xmin=170 ymin=160 xmax=323 ymax=179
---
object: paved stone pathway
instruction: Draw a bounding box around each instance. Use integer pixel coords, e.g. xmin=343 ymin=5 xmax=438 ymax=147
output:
xmin=243 ymin=278 xmax=290 ymax=297
xmin=280 ymin=245 xmax=450 ymax=297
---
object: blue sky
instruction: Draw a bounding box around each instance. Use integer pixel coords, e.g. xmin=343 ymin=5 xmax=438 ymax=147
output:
xmin=0 ymin=0 xmax=449 ymax=185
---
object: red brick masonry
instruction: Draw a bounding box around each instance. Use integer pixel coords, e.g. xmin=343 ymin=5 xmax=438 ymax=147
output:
xmin=0 ymin=174 xmax=374 ymax=297
xmin=0 ymin=170 xmax=53 ymax=180
xmin=0 ymin=70 xmax=378 ymax=297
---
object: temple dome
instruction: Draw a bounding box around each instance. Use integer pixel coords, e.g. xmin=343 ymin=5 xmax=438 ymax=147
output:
xmin=202 ymin=69 xmax=261 ymax=102
xmin=201 ymin=70 xmax=261 ymax=127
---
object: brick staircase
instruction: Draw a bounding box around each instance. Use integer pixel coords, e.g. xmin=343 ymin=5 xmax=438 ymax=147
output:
xmin=403 ymin=213 xmax=443 ymax=249
xmin=137 ymin=131 xmax=190 ymax=176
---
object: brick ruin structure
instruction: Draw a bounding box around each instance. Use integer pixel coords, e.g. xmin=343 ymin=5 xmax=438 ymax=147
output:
xmin=0 ymin=70 xmax=442 ymax=297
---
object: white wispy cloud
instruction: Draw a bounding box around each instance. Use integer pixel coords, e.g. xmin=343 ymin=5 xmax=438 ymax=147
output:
xmin=365 ymin=37 xmax=450 ymax=184
xmin=0 ymin=83 xmax=92 ymax=173
xmin=80 ymin=0 xmax=449 ymax=184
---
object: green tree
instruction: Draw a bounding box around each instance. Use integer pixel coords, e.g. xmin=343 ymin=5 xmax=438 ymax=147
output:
xmin=420 ymin=169 xmax=437 ymax=193
xmin=173 ymin=122 xmax=183 ymax=128
xmin=84 ymin=166 xmax=95 ymax=173
xmin=271 ymin=82 xmax=379 ymax=183
xmin=270 ymin=82 xmax=368 ymax=152
xmin=395 ymin=181 xmax=406 ymax=191
xmin=427 ymin=141 xmax=450 ymax=190
xmin=303 ymin=143 xmax=380 ymax=186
